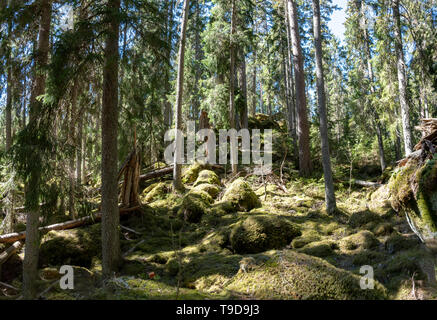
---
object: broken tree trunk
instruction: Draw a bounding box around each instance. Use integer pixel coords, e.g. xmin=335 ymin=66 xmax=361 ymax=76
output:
xmin=119 ymin=146 xmax=141 ymax=208
xmin=0 ymin=206 xmax=139 ymax=244
xmin=0 ymin=241 xmax=23 ymax=265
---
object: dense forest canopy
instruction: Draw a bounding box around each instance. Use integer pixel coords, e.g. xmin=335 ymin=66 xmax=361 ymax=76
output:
xmin=0 ymin=0 xmax=436 ymax=301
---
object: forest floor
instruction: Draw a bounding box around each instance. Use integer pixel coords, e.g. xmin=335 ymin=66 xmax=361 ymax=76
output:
xmin=2 ymin=158 xmax=437 ymax=300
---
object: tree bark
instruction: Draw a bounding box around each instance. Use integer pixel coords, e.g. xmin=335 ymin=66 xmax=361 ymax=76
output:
xmin=239 ymin=48 xmax=248 ymax=129
xmin=101 ymin=0 xmax=121 ymax=279
xmin=312 ymin=0 xmax=336 ymax=214
xmin=229 ymin=0 xmax=238 ymax=174
xmin=69 ymin=79 xmax=79 ymax=219
xmin=23 ymin=0 xmax=52 ymax=300
xmin=287 ymin=0 xmax=312 ymax=176
xmin=173 ymin=0 xmax=190 ymax=190
xmin=5 ymin=5 xmax=12 ymax=152
xmin=393 ymin=0 xmax=413 ymax=156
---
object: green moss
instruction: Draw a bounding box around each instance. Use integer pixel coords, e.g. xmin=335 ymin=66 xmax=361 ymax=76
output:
xmin=165 ymin=258 xmax=180 ymax=276
xmin=348 ymin=211 xmax=382 ymax=228
xmin=373 ymin=222 xmax=394 ymax=236
xmin=339 ymin=230 xmax=379 ymax=252
xmin=193 ymin=183 xmax=221 ymax=198
xmin=230 ymin=215 xmax=301 ymax=254
xmin=182 ymin=162 xmax=209 ymax=184
xmin=142 ymin=182 xmax=170 ymax=203
xmin=416 ymin=155 xmax=437 ymax=233
xmin=193 ymin=170 xmax=221 ymax=187
xmin=226 ymin=250 xmax=387 ymax=300
xmin=388 ymin=160 xmax=418 ymax=212
xmin=351 ymin=250 xmax=385 ymax=266
xmin=177 ymin=190 xmax=213 ymax=223
xmin=39 ymin=225 xmax=101 ymax=268
xmin=222 ymin=178 xmax=261 ymax=212
xmin=209 ymin=201 xmax=237 ymax=215
xmin=297 ymin=240 xmax=337 ymax=258
xmin=384 ymin=233 xmax=420 ymax=253
xmin=291 ymin=233 xmax=321 ymax=249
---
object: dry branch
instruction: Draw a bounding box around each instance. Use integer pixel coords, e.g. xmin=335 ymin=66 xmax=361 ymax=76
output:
xmin=0 ymin=241 xmax=23 ymax=265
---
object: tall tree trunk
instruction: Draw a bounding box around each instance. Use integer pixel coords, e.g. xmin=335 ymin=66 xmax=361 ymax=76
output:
xmin=23 ymin=0 xmax=52 ymax=300
xmin=287 ymin=0 xmax=312 ymax=176
xmin=229 ymin=0 xmax=238 ymax=174
xmin=239 ymin=48 xmax=248 ymax=129
xmin=284 ymin=0 xmax=297 ymax=161
xmin=312 ymin=0 xmax=336 ymax=214
xmin=192 ymin=0 xmax=202 ymax=122
xmin=392 ymin=0 xmax=413 ymax=156
xmin=5 ymin=7 xmax=12 ymax=152
xmin=69 ymin=80 xmax=79 ymax=219
xmin=173 ymin=0 xmax=190 ymax=190
xmin=164 ymin=0 xmax=176 ymax=129
xmin=359 ymin=0 xmax=386 ymax=172
xmin=77 ymin=110 xmax=83 ymax=185
xmin=101 ymin=0 xmax=121 ymax=279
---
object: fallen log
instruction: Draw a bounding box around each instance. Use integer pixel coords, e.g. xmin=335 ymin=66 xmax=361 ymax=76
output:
xmin=0 ymin=241 xmax=23 ymax=265
xmin=351 ymin=179 xmax=382 ymax=187
xmin=0 ymin=206 xmax=140 ymax=244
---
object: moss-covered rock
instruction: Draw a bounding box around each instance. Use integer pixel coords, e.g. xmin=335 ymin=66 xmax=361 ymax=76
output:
xmin=39 ymin=225 xmax=101 ymax=268
xmin=348 ymin=211 xmax=382 ymax=228
xmin=230 ymin=215 xmax=301 ymax=254
xmin=297 ymin=240 xmax=337 ymax=258
xmin=193 ymin=183 xmax=221 ymax=198
xmin=222 ymin=178 xmax=261 ymax=211
xmin=209 ymin=201 xmax=237 ymax=215
xmin=226 ymin=250 xmax=387 ymax=299
xmin=373 ymin=222 xmax=394 ymax=236
xmin=193 ymin=170 xmax=221 ymax=187
xmin=291 ymin=233 xmax=321 ymax=249
xmin=182 ymin=162 xmax=209 ymax=184
xmin=384 ymin=233 xmax=420 ymax=253
xmin=339 ymin=230 xmax=379 ymax=252
xmin=177 ymin=190 xmax=213 ymax=223
xmin=142 ymin=182 xmax=171 ymax=203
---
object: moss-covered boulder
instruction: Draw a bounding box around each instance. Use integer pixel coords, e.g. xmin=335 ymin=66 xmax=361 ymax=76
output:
xmin=39 ymin=225 xmax=101 ymax=268
xmin=193 ymin=170 xmax=220 ymax=187
xmin=348 ymin=211 xmax=382 ymax=228
xmin=226 ymin=250 xmax=387 ymax=299
xmin=388 ymin=155 xmax=437 ymax=246
xmin=339 ymin=230 xmax=379 ymax=252
xmin=193 ymin=183 xmax=221 ymax=198
xmin=384 ymin=233 xmax=420 ymax=253
xmin=297 ymin=240 xmax=337 ymax=258
xmin=177 ymin=189 xmax=213 ymax=223
xmin=182 ymin=162 xmax=209 ymax=184
xmin=222 ymin=178 xmax=261 ymax=211
xmin=230 ymin=215 xmax=301 ymax=254
xmin=141 ymin=182 xmax=170 ymax=203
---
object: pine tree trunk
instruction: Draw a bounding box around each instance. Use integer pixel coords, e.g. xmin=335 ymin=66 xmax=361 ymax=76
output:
xmin=77 ymin=110 xmax=83 ymax=185
xmin=312 ymin=0 xmax=336 ymax=214
xmin=229 ymin=0 xmax=238 ymax=174
xmin=23 ymin=0 xmax=52 ymax=300
xmin=392 ymin=0 xmax=413 ymax=156
xmin=164 ymin=0 xmax=176 ymax=129
xmin=69 ymin=80 xmax=79 ymax=219
xmin=239 ymin=48 xmax=248 ymax=129
xmin=5 ymin=10 xmax=12 ymax=152
xmin=173 ymin=0 xmax=190 ymax=190
xmin=287 ymin=0 xmax=312 ymax=176
xmin=101 ymin=0 xmax=121 ymax=279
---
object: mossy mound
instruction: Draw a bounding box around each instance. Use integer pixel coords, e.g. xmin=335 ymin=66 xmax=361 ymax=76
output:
xmin=388 ymin=155 xmax=437 ymax=243
xmin=193 ymin=170 xmax=221 ymax=187
xmin=348 ymin=211 xmax=382 ymax=228
xmin=193 ymin=183 xmax=221 ymax=198
xmin=222 ymin=178 xmax=261 ymax=211
xmin=291 ymin=232 xmax=321 ymax=249
xmin=226 ymin=250 xmax=387 ymax=300
xmin=182 ymin=162 xmax=209 ymax=184
xmin=142 ymin=182 xmax=171 ymax=203
xmin=297 ymin=240 xmax=337 ymax=258
xmin=373 ymin=222 xmax=394 ymax=236
xmin=209 ymin=201 xmax=237 ymax=215
xmin=177 ymin=190 xmax=213 ymax=223
xmin=230 ymin=215 xmax=301 ymax=254
xmin=39 ymin=225 xmax=101 ymax=268
xmin=339 ymin=230 xmax=379 ymax=252
xmin=384 ymin=233 xmax=420 ymax=253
